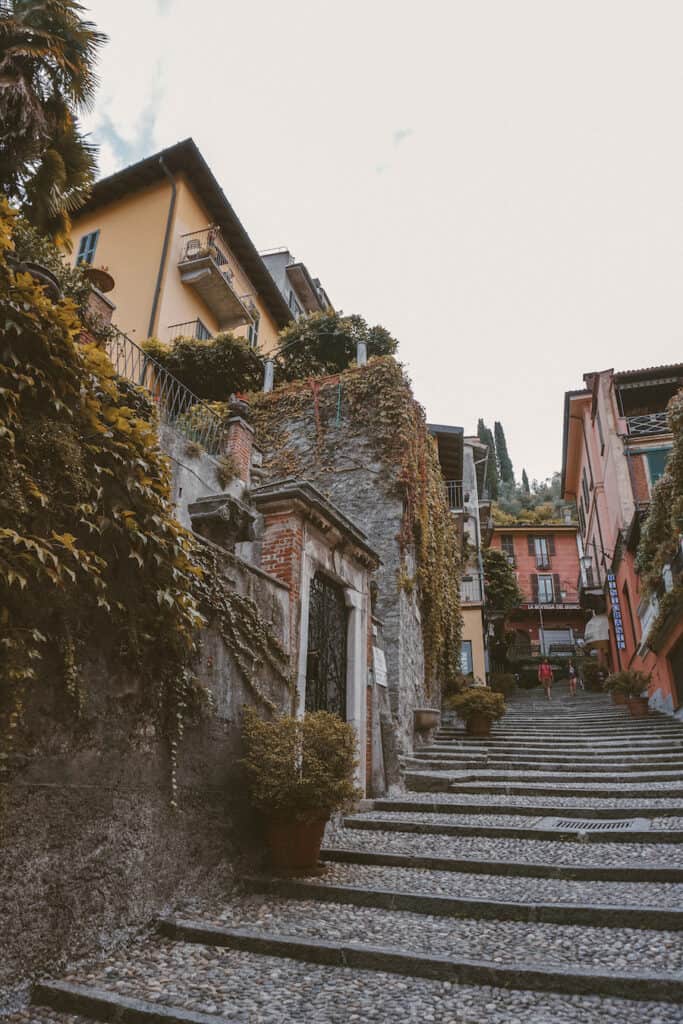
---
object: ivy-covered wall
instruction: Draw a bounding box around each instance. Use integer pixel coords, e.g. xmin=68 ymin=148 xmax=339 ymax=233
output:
xmin=250 ymin=358 xmax=463 ymax=757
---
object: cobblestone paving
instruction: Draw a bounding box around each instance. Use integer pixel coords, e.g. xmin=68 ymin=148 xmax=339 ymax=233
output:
xmin=23 ymin=692 xmax=683 ymax=1024
xmin=64 ymin=939 xmax=683 ymax=1024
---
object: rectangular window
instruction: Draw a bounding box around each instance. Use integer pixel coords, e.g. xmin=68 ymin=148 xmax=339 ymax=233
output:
xmin=460 ymin=640 xmax=473 ymax=676
xmin=537 ymin=575 xmax=555 ymax=603
xmin=247 ymin=313 xmax=260 ymax=349
xmin=645 ymin=447 xmax=672 ymax=489
xmin=534 ymin=537 xmax=550 ymax=568
xmin=195 ymin=318 xmax=211 ymax=341
xmin=76 ymin=229 xmax=99 ymax=266
xmin=501 ymin=535 xmax=515 ymax=565
xmin=288 ymin=289 xmax=303 ymax=318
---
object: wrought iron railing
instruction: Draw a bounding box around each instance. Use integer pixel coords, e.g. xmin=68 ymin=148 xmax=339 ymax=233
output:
xmin=461 ymin=573 xmax=484 ymax=604
xmin=445 ymin=480 xmax=464 ymax=510
xmin=626 ymin=412 xmax=669 ymax=437
xmin=180 ymin=226 xmax=233 ymax=284
xmin=167 ymin=319 xmax=212 ymax=342
xmin=105 ymin=330 xmax=228 ymax=455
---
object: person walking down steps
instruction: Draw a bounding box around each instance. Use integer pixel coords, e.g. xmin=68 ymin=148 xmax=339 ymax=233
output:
xmin=538 ymin=656 xmax=554 ymax=700
xmin=568 ymin=659 xmax=578 ymax=697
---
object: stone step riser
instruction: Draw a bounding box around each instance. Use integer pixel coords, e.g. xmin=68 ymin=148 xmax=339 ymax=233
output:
xmin=344 ymin=817 xmax=683 ymax=843
xmin=321 ymin=847 xmax=683 ymax=882
xmin=153 ymin=917 xmax=683 ymax=1005
xmin=419 ymin=750 xmax=683 ymax=765
xmin=445 ymin=783 xmax=683 ymax=799
xmin=32 ymin=981 xmax=219 ymax=1023
xmin=428 ymin=744 xmax=683 ymax=754
xmin=405 ymin=766 xmax=683 ymax=784
xmin=373 ymin=799 xmax=680 ymax=819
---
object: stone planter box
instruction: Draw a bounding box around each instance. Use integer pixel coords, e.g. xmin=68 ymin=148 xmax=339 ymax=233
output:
xmin=414 ymin=708 xmax=440 ymax=733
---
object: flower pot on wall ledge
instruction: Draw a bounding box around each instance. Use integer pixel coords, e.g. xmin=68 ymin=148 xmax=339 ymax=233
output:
xmin=627 ymin=696 xmax=649 ymax=718
xmin=264 ymin=818 xmax=328 ymax=873
xmin=414 ymin=708 xmax=441 ymax=733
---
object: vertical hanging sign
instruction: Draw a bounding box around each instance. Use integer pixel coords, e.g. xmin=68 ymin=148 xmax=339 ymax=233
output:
xmin=607 ymin=573 xmax=626 ymax=650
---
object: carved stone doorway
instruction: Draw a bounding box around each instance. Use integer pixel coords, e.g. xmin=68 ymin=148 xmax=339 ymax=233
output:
xmin=305 ymin=572 xmax=348 ymax=717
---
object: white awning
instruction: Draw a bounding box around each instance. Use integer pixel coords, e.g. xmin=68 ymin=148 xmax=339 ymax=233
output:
xmin=584 ymin=613 xmax=610 ymax=649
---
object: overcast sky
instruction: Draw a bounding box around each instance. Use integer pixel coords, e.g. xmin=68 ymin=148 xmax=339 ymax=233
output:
xmin=83 ymin=0 xmax=682 ymax=481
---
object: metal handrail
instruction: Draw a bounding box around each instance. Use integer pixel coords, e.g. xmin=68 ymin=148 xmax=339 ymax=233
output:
xmin=105 ymin=330 xmax=228 ymax=455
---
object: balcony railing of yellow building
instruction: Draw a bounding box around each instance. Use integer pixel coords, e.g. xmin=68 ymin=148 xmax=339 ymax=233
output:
xmin=626 ymin=412 xmax=670 ymax=437
xmin=167 ymin=319 xmax=213 ymax=342
xmin=105 ymin=330 xmax=228 ymax=455
xmin=181 ymin=227 xmax=233 ymax=282
xmin=461 ymin=573 xmax=484 ymax=604
xmin=178 ymin=227 xmax=254 ymax=331
xmin=445 ymin=480 xmax=464 ymax=511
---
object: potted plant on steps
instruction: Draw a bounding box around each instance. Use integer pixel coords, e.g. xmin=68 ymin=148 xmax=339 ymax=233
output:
xmin=444 ymin=686 xmax=506 ymax=737
xmin=241 ymin=706 xmax=360 ymax=873
xmin=604 ymin=670 xmax=651 ymax=717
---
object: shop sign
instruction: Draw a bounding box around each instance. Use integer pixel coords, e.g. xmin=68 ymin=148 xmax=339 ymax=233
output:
xmin=607 ymin=573 xmax=626 ymax=650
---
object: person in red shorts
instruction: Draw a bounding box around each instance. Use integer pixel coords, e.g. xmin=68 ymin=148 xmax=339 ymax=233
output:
xmin=538 ymin=657 xmax=554 ymax=700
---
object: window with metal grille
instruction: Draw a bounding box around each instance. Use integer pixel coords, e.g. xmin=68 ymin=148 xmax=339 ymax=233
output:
xmin=76 ymin=229 xmax=99 ymax=266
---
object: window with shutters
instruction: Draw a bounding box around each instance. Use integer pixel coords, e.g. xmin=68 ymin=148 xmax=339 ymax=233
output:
xmin=537 ymin=574 xmax=555 ymax=603
xmin=533 ymin=537 xmax=551 ymax=568
xmin=76 ymin=229 xmax=99 ymax=266
xmin=501 ymin=535 xmax=515 ymax=565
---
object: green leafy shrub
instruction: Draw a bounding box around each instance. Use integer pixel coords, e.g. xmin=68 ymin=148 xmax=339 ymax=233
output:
xmin=580 ymin=659 xmax=605 ymax=692
xmin=442 ymin=671 xmax=469 ymax=700
xmin=483 ymin=547 xmax=523 ymax=615
xmin=603 ymin=670 xmax=651 ymax=698
xmin=241 ymin=706 xmax=361 ymax=823
xmin=489 ymin=672 xmax=516 ymax=696
xmin=276 ymin=311 xmax=398 ymax=382
xmin=143 ymin=333 xmax=263 ymax=401
xmin=445 ymin=687 xmax=506 ymax=722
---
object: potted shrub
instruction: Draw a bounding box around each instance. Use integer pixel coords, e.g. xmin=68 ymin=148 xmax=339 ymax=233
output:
xmin=603 ymin=671 xmax=630 ymax=705
xmin=581 ymin=659 xmax=605 ymax=693
xmin=444 ymin=687 xmax=506 ymax=737
xmin=241 ymin=706 xmax=360 ymax=872
xmin=606 ymin=670 xmax=651 ymax=718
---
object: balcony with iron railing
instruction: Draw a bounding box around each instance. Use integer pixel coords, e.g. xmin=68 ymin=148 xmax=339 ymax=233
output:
xmin=461 ymin=572 xmax=484 ymax=604
xmin=167 ymin=319 xmax=213 ymax=342
xmin=105 ymin=330 xmax=228 ymax=455
xmin=626 ymin=411 xmax=670 ymax=437
xmin=178 ymin=227 xmax=254 ymax=331
xmin=445 ymin=480 xmax=464 ymax=511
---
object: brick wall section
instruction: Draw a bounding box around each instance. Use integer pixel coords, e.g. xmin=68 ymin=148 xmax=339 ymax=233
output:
xmin=225 ymin=416 xmax=254 ymax=485
xmin=260 ymin=511 xmax=304 ymax=666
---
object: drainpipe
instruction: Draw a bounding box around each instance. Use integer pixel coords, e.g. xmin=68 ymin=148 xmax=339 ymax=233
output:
xmin=147 ymin=157 xmax=177 ymax=339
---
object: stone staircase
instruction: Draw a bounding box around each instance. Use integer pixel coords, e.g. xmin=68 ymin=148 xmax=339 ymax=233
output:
xmin=13 ymin=691 xmax=683 ymax=1024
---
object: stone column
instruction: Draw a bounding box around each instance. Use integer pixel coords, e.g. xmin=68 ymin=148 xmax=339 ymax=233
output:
xmin=345 ymin=588 xmax=367 ymax=794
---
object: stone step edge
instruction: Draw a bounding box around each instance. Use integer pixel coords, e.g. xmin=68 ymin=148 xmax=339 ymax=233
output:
xmin=344 ymin=816 xmax=683 ymax=843
xmin=379 ymin=799 xmax=682 ymax=819
xmin=444 ymin=784 xmax=683 ymax=799
xmin=157 ymin=916 xmax=683 ymax=1004
xmin=320 ymin=846 xmax=683 ymax=882
xmin=32 ymin=980 xmax=226 ymax=1024
xmin=406 ymin=768 xmax=683 ymax=784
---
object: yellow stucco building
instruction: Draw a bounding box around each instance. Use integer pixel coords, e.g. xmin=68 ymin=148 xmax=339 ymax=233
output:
xmin=68 ymin=139 xmax=293 ymax=354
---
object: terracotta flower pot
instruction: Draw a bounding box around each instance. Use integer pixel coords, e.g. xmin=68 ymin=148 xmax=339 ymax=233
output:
xmin=264 ymin=818 xmax=328 ymax=872
xmin=611 ymin=691 xmax=627 ymax=705
xmin=627 ymin=696 xmax=649 ymax=718
xmin=465 ymin=714 xmax=493 ymax=737
xmin=414 ymin=708 xmax=440 ymax=732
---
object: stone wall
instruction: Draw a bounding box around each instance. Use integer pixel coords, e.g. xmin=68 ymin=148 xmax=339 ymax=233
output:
xmin=0 ymin=546 xmax=290 ymax=1006
xmin=253 ymin=384 xmax=427 ymax=767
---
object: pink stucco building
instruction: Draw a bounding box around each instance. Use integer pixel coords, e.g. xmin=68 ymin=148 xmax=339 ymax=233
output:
xmin=561 ymin=363 xmax=683 ymax=717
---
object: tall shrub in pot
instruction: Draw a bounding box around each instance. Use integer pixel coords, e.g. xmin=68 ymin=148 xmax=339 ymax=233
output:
xmin=444 ymin=687 xmax=506 ymax=737
xmin=241 ymin=707 xmax=360 ymax=871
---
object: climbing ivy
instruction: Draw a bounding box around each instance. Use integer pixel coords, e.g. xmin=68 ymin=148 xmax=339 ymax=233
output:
xmin=250 ymin=357 xmax=463 ymax=695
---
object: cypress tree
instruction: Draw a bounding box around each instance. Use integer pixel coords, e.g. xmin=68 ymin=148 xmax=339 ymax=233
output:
xmin=494 ymin=421 xmax=515 ymax=484
xmin=477 ymin=418 xmax=499 ymax=499
xmin=521 ymin=468 xmax=530 ymax=494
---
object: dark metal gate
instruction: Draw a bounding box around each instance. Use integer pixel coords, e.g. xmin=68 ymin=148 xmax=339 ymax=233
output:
xmin=305 ymin=572 xmax=348 ymax=717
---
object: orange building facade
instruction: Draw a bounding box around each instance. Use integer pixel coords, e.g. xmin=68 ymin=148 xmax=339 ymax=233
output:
xmin=561 ymin=364 xmax=683 ymax=718
xmin=490 ymin=524 xmax=587 ymax=659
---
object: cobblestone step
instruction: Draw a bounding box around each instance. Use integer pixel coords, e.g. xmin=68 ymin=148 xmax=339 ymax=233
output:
xmin=405 ymin=763 xmax=683 ymax=783
xmin=437 ymin=725 xmax=683 ymax=737
xmin=31 ymin=941 xmax=683 ymax=1024
xmin=404 ymin=770 xmax=683 ymax=799
xmin=344 ymin=815 xmax=683 ymax=842
xmin=444 ymin=782 xmax=683 ymax=799
xmin=320 ymin=845 xmax=683 ymax=881
xmin=154 ymin=916 xmax=683 ymax=1003
xmin=414 ymin=751 xmax=683 ymax=770
xmin=380 ymin=795 xmax=683 ymax=815
xmin=32 ymin=982 xmax=220 ymax=1024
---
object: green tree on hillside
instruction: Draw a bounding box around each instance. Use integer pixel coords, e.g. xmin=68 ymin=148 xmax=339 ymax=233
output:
xmin=0 ymin=0 xmax=106 ymax=243
xmin=477 ymin=418 xmax=499 ymax=499
xmin=494 ymin=421 xmax=514 ymax=484
xmin=521 ymin=468 xmax=530 ymax=494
